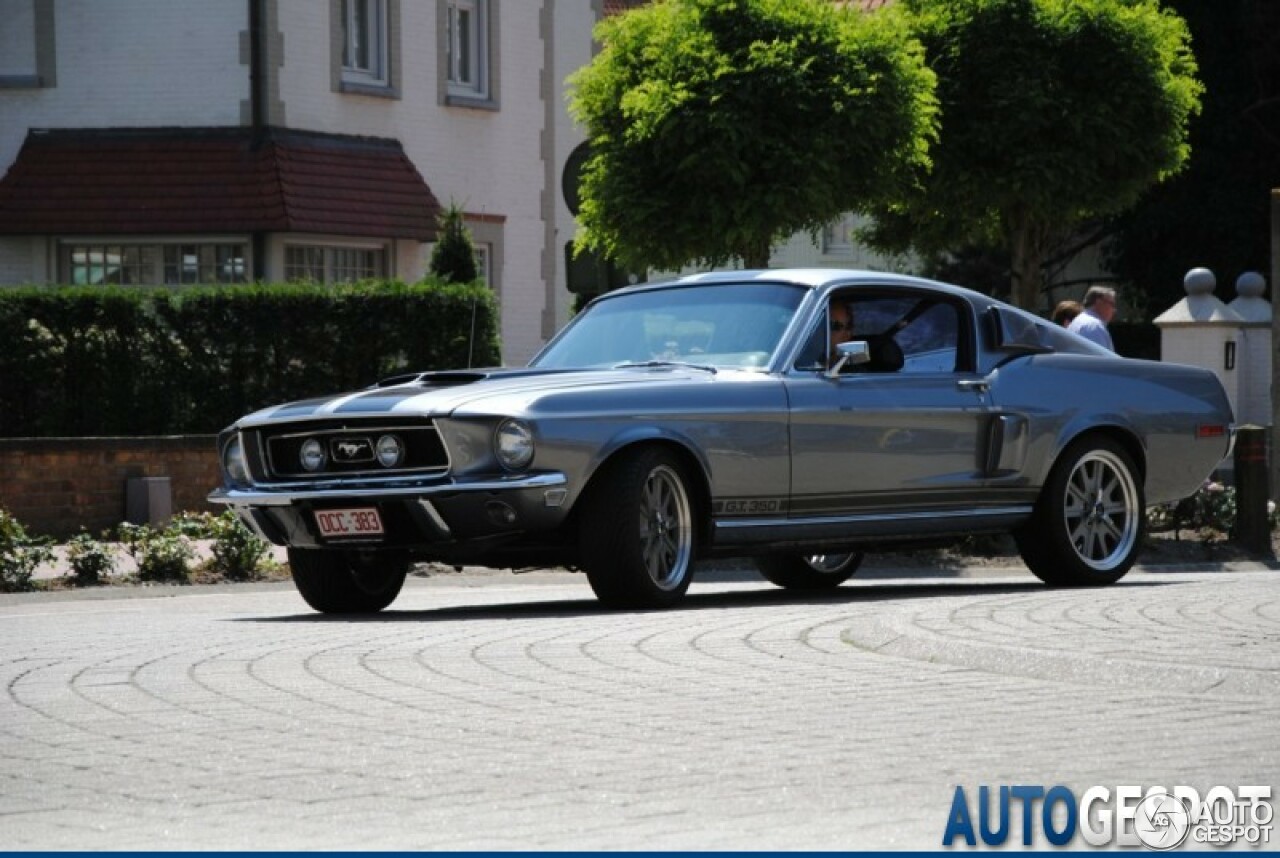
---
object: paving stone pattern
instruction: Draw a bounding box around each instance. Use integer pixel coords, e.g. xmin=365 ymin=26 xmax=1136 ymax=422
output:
xmin=1 ymin=567 xmax=1277 ymax=850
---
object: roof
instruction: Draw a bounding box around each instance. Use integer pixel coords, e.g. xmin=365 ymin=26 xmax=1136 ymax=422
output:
xmin=601 ymin=0 xmax=650 ymax=16
xmin=0 ymin=126 xmax=442 ymax=240
xmin=605 ymin=0 xmax=894 ymax=13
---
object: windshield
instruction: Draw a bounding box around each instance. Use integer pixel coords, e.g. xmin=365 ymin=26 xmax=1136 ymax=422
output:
xmin=531 ymin=283 xmax=808 ymax=371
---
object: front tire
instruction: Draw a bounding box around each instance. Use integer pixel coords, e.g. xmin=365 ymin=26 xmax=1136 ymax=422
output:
xmin=287 ymin=548 xmax=408 ymax=613
xmin=580 ymin=447 xmax=697 ymax=609
xmin=1016 ymin=436 xmax=1144 ymax=586
xmin=754 ymin=553 xmax=864 ymax=590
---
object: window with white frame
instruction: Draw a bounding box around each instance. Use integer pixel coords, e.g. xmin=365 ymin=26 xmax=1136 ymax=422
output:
xmin=473 ymin=243 xmax=491 ymax=286
xmin=0 ymin=0 xmax=37 ymax=79
xmin=164 ymin=244 xmax=248 ymax=284
xmin=445 ymin=0 xmax=489 ymax=100
xmin=285 ymin=245 xmax=386 ymax=284
xmin=341 ymin=0 xmax=389 ymax=86
xmin=822 ymin=214 xmax=857 ymax=256
xmin=61 ymin=242 xmax=248 ymax=286
xmin=0 ymin=0 xmax=54 ymax=88
xmin=460 ymin=215 xmax=503 ymax=294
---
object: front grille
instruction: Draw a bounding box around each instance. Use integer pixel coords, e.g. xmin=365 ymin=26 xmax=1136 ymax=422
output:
xmin=258 ymin=419 xmax=449 ymax=481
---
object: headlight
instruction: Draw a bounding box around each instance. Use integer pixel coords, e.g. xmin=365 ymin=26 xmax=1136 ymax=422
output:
xmin=494 ymin=419 xmax=535 ymax=470
xmin=376 ymin=434 xmax=404 ymax=468
xmin=300 ymin=438 xmax=326 ymax=472
xmin=223 ymin=434 xmax=249 ymax=484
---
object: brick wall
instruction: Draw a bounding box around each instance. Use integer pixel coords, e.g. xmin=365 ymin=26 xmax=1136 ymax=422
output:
xmin=0 ymin=436 xmax=220 ymax=538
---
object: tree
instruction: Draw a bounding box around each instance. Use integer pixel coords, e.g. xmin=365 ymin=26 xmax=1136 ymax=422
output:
xmin=1104 ymin=0 xmax=1280 ymax=312
xmin=429 ymin=201 xmax=479 ymax=284
xmin=864 ymin=0 xmax=1203 ymax=310
xmin=567 ymin=0 xmax=938 ymax=270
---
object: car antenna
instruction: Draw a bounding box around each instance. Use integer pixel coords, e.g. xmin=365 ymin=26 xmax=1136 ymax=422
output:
xmin=467 ymin=291 xmax=478 ymax=368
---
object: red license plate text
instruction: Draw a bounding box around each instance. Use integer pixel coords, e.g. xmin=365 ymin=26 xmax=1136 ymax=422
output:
xmin=315 ymin=507 xmax=384 ymax=538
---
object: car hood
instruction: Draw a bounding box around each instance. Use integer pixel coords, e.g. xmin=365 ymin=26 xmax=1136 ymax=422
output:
xmin=234 ymin=366 xmax=729 ymax=426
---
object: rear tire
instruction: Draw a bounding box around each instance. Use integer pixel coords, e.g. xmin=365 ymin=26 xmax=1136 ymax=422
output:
xmin=287 ymin=548 xmax=408 ymax=613
xmin=580 ymin=447 xmax=697 ymax=609
xmin=754 ymin=553 xmax=864 ymax=590
xmin=1016 ymin=436 xmax=1144 ymax=586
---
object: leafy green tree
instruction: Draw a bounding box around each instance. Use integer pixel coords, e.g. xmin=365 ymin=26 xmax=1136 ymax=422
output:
xmin=429 ymin=201 xmax=479 ymax=284
xmin=865 ymin=0 xmax=1203 ymax=310
xmin=1104 ymin=0 xmax=1280 ymax=312
xmin=567 ymin=0 xmax=938 ymax=270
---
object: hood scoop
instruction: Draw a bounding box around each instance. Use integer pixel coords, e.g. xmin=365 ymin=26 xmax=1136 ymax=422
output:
xmin=374 ymin=368 xmax=571 ymax=388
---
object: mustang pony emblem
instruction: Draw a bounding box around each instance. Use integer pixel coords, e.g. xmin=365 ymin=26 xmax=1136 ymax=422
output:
xmin=332 ymin=439 xmax=373 ymax=461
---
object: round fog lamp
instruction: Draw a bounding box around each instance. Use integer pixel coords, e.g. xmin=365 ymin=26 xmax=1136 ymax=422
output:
xmin=300 ymin=438 xmax=326 ymax=472
xmin=376 ymin=434 xmax=404 ymax=468
xmin=495 ymin=419 xmax=535 ymax=470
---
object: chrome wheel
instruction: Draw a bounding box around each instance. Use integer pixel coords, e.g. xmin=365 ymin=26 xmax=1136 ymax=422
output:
xmin=804 ymin=554 xmax=857 ymax=573
xmin=754 ymin=551 xmax=864 ymax=590
xmin=638 ymin=464 xmax=694 ymax=591
xmin=1017 ymin=436 xmax=1144 ymax=587
xmin=1062 ymin=449 xmax=1140 ymax=570
xmin=581 ymin=447 xmax=699 ymax=609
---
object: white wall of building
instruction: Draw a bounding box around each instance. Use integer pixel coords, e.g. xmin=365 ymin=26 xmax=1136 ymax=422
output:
xmin=548 ymin=1 xmax=597 ymax=341
xmin=273 ymin=1 xmax=553 ymax=363
xmin=0 ymin=0 xmax=247 ymax=170
xmin=0 ymin=237 xmax=48 ymax=283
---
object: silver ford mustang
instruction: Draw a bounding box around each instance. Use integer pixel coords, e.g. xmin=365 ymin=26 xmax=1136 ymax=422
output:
xmin=209 ymin=269 xmax=1233 ymax=612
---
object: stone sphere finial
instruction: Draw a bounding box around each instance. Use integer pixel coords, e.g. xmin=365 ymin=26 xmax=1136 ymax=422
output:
xmin=1236 ymin=271 xmax=1266 ymax=299
xmin=1184 ymin=267 xmax=1216 ymax=296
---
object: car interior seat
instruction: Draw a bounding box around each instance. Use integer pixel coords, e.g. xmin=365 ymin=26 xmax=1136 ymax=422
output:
xmin=856 ymin=335 xmax=904 ymax=373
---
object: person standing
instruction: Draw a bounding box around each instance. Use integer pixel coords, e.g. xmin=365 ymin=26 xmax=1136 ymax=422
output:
xmin=1067 ymin=286 xmax=1117 ymax=351
xmin=1051 ymin=300 xmax=1082 ymax=327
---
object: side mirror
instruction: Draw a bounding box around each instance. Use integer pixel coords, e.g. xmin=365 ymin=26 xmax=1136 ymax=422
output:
xmin=826 ymin=341 xmax=871 ymax=377
xmin=990 ymin=307 xmax=1053 ymax=354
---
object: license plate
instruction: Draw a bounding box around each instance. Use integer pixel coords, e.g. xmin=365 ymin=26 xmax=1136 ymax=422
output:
xmin=314 ymin=507 xmax=384 ymax=538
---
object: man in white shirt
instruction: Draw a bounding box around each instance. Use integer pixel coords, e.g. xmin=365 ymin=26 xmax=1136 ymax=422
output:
xmin=1067 ymin=286 xmax=1117 ymax=351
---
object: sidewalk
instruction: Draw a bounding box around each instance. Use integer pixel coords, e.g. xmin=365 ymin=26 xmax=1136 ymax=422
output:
xmin=27 ymin=538 xmax=1278 ymax=586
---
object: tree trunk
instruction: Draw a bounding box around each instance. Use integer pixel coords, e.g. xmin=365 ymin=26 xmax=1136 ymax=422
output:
xmin=741 ymin=238 xmax=772 ymax=270
xmin=1008 ymin=218 xmax=1047 ymax=311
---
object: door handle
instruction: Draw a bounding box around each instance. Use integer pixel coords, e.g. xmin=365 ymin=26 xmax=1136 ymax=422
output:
xmin=957 ymin=378 xmax=989 ymax=394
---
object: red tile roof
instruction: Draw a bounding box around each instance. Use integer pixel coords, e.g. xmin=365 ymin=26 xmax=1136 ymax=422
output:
xmin=0 ymin=127 xmax=442 ymax=240
xmin=601 ymin=0 xmax=649 ymax=16
xmin=604 ymin=0 xmax=894 ymax=13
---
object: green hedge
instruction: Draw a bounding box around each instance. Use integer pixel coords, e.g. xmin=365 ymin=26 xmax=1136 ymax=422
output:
xmin=0 ymin=280 xmax=500 ymax=437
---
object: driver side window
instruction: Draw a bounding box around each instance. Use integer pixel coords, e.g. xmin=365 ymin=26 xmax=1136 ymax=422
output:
xmin=795 ymin=292 xmax=962 ymax=374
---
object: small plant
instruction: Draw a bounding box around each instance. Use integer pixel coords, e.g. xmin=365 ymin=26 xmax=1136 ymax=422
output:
xmin=0 ymin=508 xmax=53 ymax=593
xmin=65 ymin=531 xmax=116 ymax=586
xmin=119 ymin=522 xmax=194 ymax=583
xmin=206 ymin=510 xmax=271 ymax=581
xmin=1147 ymin=480 xmax=1279 ymax=542
xmin=428 ymin=200 xmax=479 ymax=283
xmin=169 ymin=511 xmax=219 ymax=539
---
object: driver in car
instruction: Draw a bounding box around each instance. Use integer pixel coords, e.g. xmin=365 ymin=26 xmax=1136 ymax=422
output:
xmin=829 ymin=299 xmax=855 ymax=368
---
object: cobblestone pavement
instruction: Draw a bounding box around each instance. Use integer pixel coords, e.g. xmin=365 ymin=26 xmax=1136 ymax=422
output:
xmin=1 ymin=564 xmax=1277 ymax=850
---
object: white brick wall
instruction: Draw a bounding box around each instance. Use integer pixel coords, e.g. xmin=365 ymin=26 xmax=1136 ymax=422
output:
xmin=0 ymin=0 xmax=246 ymax=171
xmin=274 ymin=0 xmax=554 ymax=364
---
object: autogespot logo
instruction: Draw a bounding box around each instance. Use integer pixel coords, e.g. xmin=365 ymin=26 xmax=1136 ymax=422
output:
xmin=942 ymin=784 xmax=1273 ymax=849
xmin=1133 ymin=792 xmax=1192 ymax=850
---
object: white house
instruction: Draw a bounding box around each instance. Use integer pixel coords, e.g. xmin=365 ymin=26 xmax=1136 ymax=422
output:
xmin=0 ymin=0 xmax=626 ymax=364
